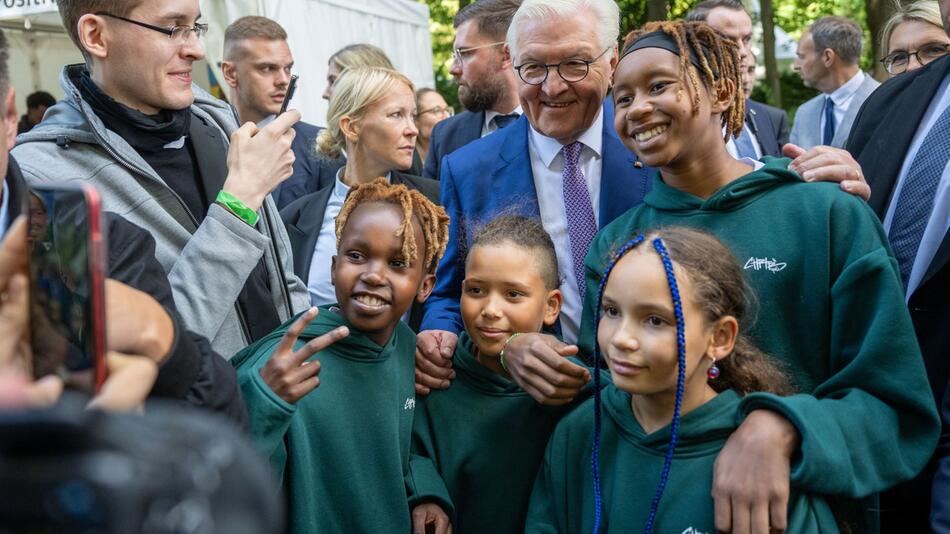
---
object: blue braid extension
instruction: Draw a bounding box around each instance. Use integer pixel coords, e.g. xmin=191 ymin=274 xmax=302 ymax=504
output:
xmin=591 ymin=234 xmax=645 ymax=534
xmin=642 ymin=237 xmax=688 ymax=534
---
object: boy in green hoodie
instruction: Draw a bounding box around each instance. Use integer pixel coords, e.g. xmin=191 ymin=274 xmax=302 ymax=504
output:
xmin=511 ymin=20 xmax=938 ymax=532
xmin=527 ymin=226 xmax=838 ymax=533
xmin=408 ymin=215 xmax=575 ymax=534
xmin=232 ymin=179 xmax=450 ymax=533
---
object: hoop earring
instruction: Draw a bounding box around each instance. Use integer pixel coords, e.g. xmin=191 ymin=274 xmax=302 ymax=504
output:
xmin=707 ymin=356 xmax=720 ymax=379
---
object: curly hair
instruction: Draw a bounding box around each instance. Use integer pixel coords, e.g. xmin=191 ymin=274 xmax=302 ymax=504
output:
xmin=621 ymin=20 xmax=746 ymax=141
xmin=335 ymin=179 xmax=450 ymax=275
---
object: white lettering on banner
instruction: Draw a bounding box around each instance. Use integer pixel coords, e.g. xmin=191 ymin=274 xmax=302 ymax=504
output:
xmin=0 ymin=0 xmax=58 ymax=21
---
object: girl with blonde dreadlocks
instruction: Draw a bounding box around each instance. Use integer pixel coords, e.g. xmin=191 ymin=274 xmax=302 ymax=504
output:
xmin=233 ymin=179 xmax=450 ymax=534
xmin=564 ymin=19 xmax=935 ymax=533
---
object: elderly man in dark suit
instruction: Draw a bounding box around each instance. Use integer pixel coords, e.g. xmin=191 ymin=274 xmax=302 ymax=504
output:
xmin=422 ymin=0 xmax=523 ymax=181
xmin=847 ymin=0 xmax=950 ymax=528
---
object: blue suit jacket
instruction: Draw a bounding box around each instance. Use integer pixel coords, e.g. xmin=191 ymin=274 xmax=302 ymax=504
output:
xmin=422 ymin=110 xmax=485 ymax=181
xmin=421 ymin=102 xmax=653 ymax=334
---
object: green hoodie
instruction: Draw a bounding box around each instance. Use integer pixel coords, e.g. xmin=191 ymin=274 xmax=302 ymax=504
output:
xmin=526 ymin=387 xmax=840 ymax=533
xmin=232 ymin=306 xmax=417 ymax=534
xmin=578 ymin=158 xmax=939 ymax=526
xmin=406 ymin=333 xmax=577 ymax=533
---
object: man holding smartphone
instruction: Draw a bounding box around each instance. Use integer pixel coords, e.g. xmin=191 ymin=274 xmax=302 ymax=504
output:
xmin=222 ymin=16 xmax=343 ymax=210
xmin=13 ymin=0 xmax=311 ymax=359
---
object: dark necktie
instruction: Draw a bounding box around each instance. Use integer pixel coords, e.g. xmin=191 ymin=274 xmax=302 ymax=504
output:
xmin=561 ymin=142 xmax=598 ymax=300
xmin=888 ymin=102 xmax=950 ymax=288
xmin=822 ymin=96 xmax=836 ymax=145
xmin=491 ymin=113 xmax=519 ymax=130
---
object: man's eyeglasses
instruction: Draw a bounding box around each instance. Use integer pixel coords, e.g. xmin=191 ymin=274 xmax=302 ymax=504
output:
xmin=880 ymin=42 xmax=950 ymax=74
xmin=452 ymin=41 xmax=506 ymax=66
xmin=95 ymin=12 xmax=209 ymax=42
xmin=514 ymin=47 xmax=611 ymax=86
xmin=416 ymin=105 xmax=455 ymax=119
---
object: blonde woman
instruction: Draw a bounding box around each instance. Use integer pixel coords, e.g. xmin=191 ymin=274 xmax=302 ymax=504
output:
xmin=880 ymin=0 xmax=950 ymax=76
xmin=281 ymin=67 xmax=439 ymax=328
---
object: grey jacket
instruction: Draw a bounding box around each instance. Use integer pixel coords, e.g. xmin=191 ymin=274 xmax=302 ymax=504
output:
xmin=790 ymin=73 xmax=880 ymax=149
xmin=13 ymin=65 xmax=310 ymax=359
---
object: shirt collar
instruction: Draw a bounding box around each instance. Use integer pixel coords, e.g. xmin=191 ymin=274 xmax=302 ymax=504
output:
xmin=334 ymin=167 xmax=392 ymax=197
xmin=830 ymin=70 xmax=865 ymax=107
xmin=484 ymin=105 xmax=524 ymax=129
xmin=0 ymin=181 xmax=10 ymax=241
xmin=528 ymin=106 xmax=604 ymax=168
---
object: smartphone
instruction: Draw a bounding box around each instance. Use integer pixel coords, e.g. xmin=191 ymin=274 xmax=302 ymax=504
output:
xmin=27 ymin=184 xmax=107 ymax=393
xmin=279 ymin=74 xmax=299 ymax=115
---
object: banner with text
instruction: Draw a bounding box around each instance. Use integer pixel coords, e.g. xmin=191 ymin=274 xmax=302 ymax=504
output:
xmin=0 ymin=0 xmax=58 ymax=21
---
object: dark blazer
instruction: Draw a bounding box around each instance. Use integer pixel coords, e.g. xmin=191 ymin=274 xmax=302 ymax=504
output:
xmin=935 ymin=377 xmax=950 ymax=533
xmin=422 ymin=110 xmax=485 ymax=181
xmin=271 ymin=122 xmax=346 ymax=210
xmin=420 ymin=101 xmax=653 ymax=334
xmin=280 ymin=170 xmax=440 ymax=331
xmin=747 ymin=99 xmax=790 ymax=157
xmin=847 ymin=53 xmax=950 ymax=532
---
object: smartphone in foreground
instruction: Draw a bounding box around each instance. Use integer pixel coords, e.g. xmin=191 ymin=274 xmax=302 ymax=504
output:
xmin=279 ymin=74 xmax=299 ymax=115
xmin=27 ymin=184 xmax=107 ymax=393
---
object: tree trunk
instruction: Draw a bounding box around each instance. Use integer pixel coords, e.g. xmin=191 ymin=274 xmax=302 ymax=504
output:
xmin=866 ymin=0 xmax=894 ymax=80
xmin=759 ymin=0 xmax=782 ymax=108
xmin=647 ymin=0 xmax=668 ymax=22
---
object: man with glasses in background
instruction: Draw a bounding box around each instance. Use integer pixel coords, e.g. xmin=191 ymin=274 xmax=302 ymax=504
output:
xmin=422 ymin=0 xmax=524 ymax=181
xmin=13 ymin=0 xmax=310 ymax=359
xmin=414 ymin=0 xmax=653 ymax=394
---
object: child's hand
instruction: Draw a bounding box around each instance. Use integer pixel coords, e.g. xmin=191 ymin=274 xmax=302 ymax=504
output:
xmin=260 ymin=308 xmax=349 ymax=404
xmin=411 ymin=502 xmax=452 ymax=534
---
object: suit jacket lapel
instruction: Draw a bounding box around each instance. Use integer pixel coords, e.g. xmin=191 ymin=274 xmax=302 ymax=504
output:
xmin=865 ymin=63 xmax=947 ymax=216
xmin=833 ymin=78 xmax=878 ymax=147
xmin=599 ymin=100 xmax=642 ymax=225
xmin=492 ymin=116 xmax=541 ymax=219
xmin=747 ymin=102 xmax=779 ymax=156
xmin=189 ymin=113 xmax=230 ymax=208
xmin=460 ymin=111 xmax=485 ymax=147
xmin=921 ymin=231 xmax=950 ymax=289
xmin=285 ymin=186 xmax=334 ymax=283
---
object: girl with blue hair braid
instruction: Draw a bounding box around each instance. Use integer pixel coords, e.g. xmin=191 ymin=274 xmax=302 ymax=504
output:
xmin=525 ymin=226 xmax=838 ymax=533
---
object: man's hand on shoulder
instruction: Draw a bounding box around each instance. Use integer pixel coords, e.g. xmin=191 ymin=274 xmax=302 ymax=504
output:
xmin=784 ymin=143 xmax=870 ymax=201
xmin=501 ymin=333 xmax=590 ymax=406
xmin=415 ymin=330 xmax=458 ymax=395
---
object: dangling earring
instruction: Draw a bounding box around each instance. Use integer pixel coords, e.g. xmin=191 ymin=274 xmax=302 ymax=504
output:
xmin=707 ymin=356 xmax=720 ymax=379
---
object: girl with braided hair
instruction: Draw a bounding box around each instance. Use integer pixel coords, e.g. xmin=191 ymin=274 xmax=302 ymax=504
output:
xmin=234 ymin=179 xmax=449 ymax=533
xmin=526 ymin=226 xmax=838 ymax=533
xmin=566 ymin=19 xmax=936 ymax=533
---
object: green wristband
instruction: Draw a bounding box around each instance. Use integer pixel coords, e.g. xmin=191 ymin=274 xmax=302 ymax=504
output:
xmin=216 ymin=190 xmax=259 ymax=226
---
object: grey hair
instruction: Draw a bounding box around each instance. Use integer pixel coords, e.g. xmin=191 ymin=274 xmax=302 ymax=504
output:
xmin=507 ymin=0 xmax=620 ymax=61
xmin=809 ymin=16 xmax=864 ymax=65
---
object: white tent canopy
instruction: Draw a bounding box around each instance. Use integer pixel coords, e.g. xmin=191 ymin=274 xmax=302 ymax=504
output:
xmin=2 ymin=0 xmax=434 ymax=127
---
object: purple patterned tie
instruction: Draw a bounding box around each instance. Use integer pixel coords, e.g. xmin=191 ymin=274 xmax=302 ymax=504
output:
xmin=561 ymin=141 xmax=598 ymax=300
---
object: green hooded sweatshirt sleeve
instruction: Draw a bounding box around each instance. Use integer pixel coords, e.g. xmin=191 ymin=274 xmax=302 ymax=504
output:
xmin=232 ymin=306 xmax=418 ymax=534
xmin=525 ymin=387 xmax=839 ymax=533
xmin=577 ymin=158 xmax=939 ymax=506
xmin=407 ymin=333 xmax=579 ymax=533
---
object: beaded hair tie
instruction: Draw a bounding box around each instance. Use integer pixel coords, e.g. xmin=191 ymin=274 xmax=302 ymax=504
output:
xmin=590 ymin=235 xmax=687 ymax=534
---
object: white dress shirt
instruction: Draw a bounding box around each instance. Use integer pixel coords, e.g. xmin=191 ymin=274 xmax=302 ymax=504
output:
xmin=482 ymin=105 xmax=524 ymax=137
xmin=725 ymin=123 xmax=763 ymax=160
xmin=820 ymin=70 xmax=866 ymax=138
xmin=527 ymin=108 xmax=604 ymax=343
xmin=307 ymin=175 xmax=350 ymax=307
xmin=883 ymin=71 xmax=950 ymax=299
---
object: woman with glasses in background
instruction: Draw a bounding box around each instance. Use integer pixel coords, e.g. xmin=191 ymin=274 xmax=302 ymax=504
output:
xmin=880 ymin=0 xmax=950 ymax=76
xmin=413 ymin=88 xmax=454 ymax=169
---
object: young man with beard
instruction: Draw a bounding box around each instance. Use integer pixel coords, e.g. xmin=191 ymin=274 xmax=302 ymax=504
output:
xmin=422 ymin=0 xmax=523 ymax=181
xmin=13 ymin=0 xmax=311 ymax=359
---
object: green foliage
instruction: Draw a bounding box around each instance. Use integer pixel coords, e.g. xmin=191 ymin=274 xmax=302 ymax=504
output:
xmin=420 ymin=0 xmax=462 ymax=110
xmin=750 ymin=69 xmax=819 ymax=126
